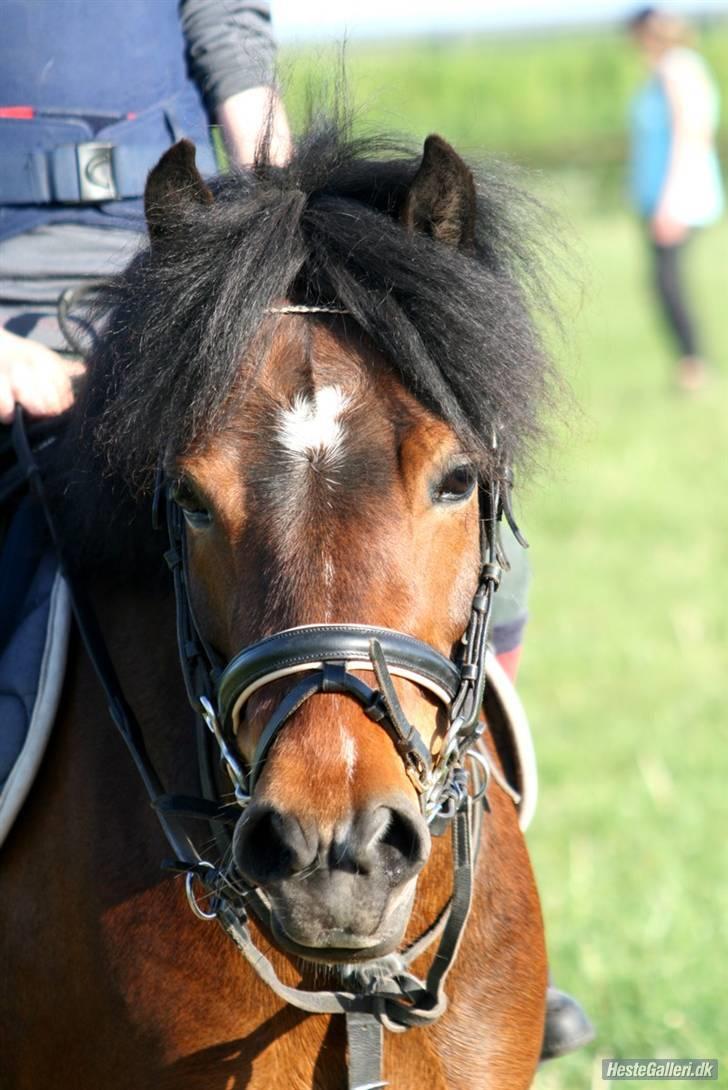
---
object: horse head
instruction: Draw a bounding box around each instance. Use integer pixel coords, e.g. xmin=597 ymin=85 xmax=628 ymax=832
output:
xmin=145 ymin=136 xmax=490 ymax=961
xmin=73 ymin=122 xmax=550 ymax=972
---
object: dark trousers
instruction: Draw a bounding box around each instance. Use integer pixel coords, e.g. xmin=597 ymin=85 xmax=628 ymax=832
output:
xmin=651 ymin=240 xmax=700 ymax=358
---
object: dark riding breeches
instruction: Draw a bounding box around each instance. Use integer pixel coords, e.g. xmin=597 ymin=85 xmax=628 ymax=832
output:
xmin=651 ymin=240 xmax=700 ymax=359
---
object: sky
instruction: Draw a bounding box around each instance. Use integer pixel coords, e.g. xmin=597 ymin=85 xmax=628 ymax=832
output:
xmin=274 ymin=0 xmax=728 ymax=41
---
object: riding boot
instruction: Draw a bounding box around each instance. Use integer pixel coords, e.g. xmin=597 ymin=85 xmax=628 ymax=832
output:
xmin=540 ymin=984 xmax=595 ymax=1061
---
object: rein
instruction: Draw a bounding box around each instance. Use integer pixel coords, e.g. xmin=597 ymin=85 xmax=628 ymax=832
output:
xmin=10 ymin=300 xmax=528 ymax=1088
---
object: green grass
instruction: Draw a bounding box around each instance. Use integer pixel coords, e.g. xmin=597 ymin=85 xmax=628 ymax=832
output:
xmin=282 ymin=22 xmax=728 ymax=171
xmin=520 ymin=196 xmax=728 ymax=1088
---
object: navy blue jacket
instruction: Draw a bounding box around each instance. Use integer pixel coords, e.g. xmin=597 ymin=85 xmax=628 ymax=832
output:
xmin=0 ymin=0 xmax=275 ymax=240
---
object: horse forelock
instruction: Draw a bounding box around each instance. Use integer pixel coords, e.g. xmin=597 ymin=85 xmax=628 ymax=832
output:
xmin=50 ymin=112 xmax=560 ymax=577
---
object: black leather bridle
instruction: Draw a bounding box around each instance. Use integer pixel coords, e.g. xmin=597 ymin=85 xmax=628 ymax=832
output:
xmin=163 ymin=454 xmax=509 ymax=828
xmin=11 ymin=399 xmax=527 ymax=1090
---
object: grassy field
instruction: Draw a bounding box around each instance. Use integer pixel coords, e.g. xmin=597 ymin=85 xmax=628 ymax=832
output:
xmin=280 ymin=31 xmax=728 ymax=1088
xmin=522 ymin=183 xmax=728 ymax=1089
xmin=282 ymin=22 xmax=728 ymax=172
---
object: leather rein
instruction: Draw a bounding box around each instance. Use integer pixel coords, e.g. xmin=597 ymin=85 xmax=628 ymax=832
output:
xmin=11 ymin=311 xmax=528 ymax=1088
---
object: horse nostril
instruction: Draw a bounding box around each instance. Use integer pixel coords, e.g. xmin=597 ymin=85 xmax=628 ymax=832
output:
xmin=233 ymin=804 xmax=316 ymax=886
xmin=356 ymin=804 xmax=430 ymax=881
xmin=381 ymin=808 xmax=424 ymax=863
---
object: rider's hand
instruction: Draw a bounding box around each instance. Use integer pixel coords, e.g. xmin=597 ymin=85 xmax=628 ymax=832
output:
xmin=0 ymin=328 xmax=85 ymax=424
xmin=650 ymin=206 xmax=689 ymax=246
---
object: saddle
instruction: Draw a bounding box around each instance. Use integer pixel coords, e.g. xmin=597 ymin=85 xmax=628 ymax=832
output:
xmin=0 ymin=497 xmax=71 ymax=847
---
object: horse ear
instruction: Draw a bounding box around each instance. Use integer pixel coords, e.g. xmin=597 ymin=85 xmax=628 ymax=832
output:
xmin=401 ymin=134 xmax=476 ymax=249
xmin=144 ymin=139 xmax=213 ymax=244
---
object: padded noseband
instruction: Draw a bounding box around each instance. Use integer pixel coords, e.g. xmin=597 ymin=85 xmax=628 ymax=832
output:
xmin=217 ymin=625 xmax=462 ymax=800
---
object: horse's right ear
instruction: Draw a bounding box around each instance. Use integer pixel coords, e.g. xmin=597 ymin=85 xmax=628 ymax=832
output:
xmin=144 ymin=139 xmax=213 ymax=245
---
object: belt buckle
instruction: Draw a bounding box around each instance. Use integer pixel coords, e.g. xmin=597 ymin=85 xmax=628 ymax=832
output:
xmin=76 ymin=142 xmax=117 ymax=201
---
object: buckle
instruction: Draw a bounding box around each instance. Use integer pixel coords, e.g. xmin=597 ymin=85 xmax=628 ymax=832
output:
xmin=76 ymin=142 xmax=117 ymax=201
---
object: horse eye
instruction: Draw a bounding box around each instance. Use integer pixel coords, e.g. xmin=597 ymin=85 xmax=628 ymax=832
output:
xmin=434 ymin=464 xmax=477 ymax=503
xmin=170 ymin=478 xmax=213 ymax=526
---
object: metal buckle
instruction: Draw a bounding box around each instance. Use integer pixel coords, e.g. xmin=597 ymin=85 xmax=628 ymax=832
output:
xmin=199 ymin=695 xmax=250 ymax=805
xmin=76 ymin=142 xmax=117 ymax=202
xmin=405 ymin=757 xmax=428 ymax=796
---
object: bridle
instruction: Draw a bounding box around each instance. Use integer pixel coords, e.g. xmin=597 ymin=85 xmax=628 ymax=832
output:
xmin=166 ymin=307 xmax=520 ymax=831
xmin=11 ymin=301 xmax=529 ymax=1090
xmin=165 ymin=455 xmax=504 ymax=830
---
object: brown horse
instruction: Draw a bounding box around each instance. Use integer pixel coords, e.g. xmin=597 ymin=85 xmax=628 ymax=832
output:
xmin=1 ymin=123 xmax=551 ymax=1088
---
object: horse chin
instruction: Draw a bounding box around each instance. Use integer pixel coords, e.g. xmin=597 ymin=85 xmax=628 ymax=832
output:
xmin=267 ymin=894 xmax=415 ymax=966
xmin=269 ymin=917 xmax=405 ymax=965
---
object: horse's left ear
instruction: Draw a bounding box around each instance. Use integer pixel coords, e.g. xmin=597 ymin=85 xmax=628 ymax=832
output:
xmin=401 ymin=134 xmax=476 ymax=250
xmin=144 ymin=139 xmax=214 ymax=244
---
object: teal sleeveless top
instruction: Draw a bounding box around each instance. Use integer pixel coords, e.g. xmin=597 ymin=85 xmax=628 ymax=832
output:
xmin=629 ymin=49 xmax=724 ymax=224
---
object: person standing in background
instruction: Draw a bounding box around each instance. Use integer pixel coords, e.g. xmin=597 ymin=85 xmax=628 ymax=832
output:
xmin=0 ymin=0 xmax=290 ymax=421
xmin=628 ymin=6 xmax=724 ymax=392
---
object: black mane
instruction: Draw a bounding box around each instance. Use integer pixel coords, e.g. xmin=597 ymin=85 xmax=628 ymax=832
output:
xmin=52 ymin=115 xmax=559 ymax=573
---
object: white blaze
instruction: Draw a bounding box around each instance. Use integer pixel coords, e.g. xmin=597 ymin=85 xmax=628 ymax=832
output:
xmin=277 ymin=385 xmax=348 ymax=466
xmin=340 ymin=730 xmax=357 ymax=783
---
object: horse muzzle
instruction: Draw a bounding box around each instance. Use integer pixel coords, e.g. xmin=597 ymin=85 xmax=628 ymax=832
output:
xmin=232 ymin=795 xmax=429 ymax=961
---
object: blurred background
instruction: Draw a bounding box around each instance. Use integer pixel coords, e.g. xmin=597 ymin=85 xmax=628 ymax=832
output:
xmin=274 ymin=3 xmax=728 ymax=1088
